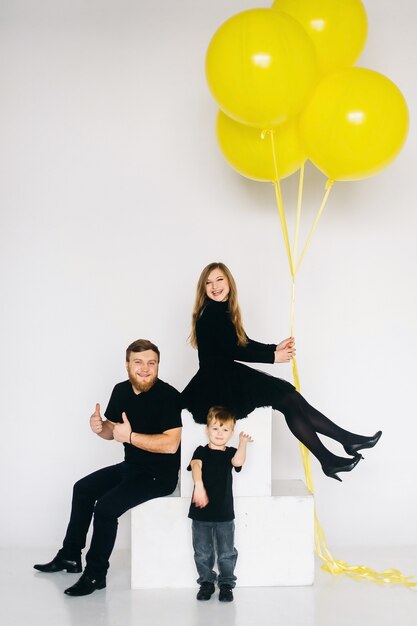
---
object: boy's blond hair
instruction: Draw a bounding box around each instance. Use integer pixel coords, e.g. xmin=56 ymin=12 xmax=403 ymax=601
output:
xmin=206 ymin=406 xmax=236 ymax=428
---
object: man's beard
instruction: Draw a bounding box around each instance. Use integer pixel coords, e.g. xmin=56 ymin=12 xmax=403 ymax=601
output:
xmin=128 ymin=372 xmax=157 ymax=393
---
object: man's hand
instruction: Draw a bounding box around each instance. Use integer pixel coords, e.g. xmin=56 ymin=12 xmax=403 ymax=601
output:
xmin=274 ymin=337 xmax=295 ymax=363
xmin=192 ymin=483 xmax=209 ymax=508
xmin=90 ymin=403 xmax=104 ymax=434
xmin=113 ymin=412 xmax=132 ymax=444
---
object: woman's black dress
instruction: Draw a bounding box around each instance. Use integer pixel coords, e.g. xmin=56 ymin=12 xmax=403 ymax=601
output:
xmin=181 ymin=299 xmax=295 ymax=424
xmin=181 ymin=299 xmax=378 ymax=470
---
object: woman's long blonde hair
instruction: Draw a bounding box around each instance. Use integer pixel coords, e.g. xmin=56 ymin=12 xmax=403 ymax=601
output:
xmin=189 ymin=262 xmax=248 ymax=348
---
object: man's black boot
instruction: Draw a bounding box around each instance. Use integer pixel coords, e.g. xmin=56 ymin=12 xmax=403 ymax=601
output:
xmin=34 ymin=552 xmax=82 ymax=574
xmin=64 ymin=573 xmax=106 ymax=596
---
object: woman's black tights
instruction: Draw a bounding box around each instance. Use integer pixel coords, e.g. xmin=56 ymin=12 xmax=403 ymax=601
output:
xmin=275 ymin=389 xmax=370 ymax=468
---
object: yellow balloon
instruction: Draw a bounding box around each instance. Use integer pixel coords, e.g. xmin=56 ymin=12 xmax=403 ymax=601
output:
xmin=206 ymin=8 xmax=318 ymax=127
xmin=272 ymin=0 xmax=367 ymax=75
xmin=217 ymin=111 xmax=305 ymax=182
xmin=299 ymin=68 xmax=409 ymax=181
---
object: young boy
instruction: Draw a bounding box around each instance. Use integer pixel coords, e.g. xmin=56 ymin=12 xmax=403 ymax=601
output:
xmin=188 ymin=406 xmax=253 ymax=602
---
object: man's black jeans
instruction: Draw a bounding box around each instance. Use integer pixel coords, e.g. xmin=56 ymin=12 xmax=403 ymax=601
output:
xmin=60 ymin=462 xmax=176 ymax=578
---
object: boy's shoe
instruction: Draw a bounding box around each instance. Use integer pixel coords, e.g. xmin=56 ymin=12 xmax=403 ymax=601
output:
xmin=219 ymin=584 xmax=234 ymax=602
xmin=196 ymin=582 xmax=215 ymax=600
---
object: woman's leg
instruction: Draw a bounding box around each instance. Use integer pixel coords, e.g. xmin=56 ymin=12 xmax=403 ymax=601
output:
xmin=288 ymin=391 xmax=373 ymax=445
xmin=272 ymin=389 xmax=363 ymax=468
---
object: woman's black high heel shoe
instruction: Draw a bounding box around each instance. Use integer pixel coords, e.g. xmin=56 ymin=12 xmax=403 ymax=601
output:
xmin=343 ymin=431 xmax=382 ymax=456
xmin=322 ymin=455 xmax=361 ymax=482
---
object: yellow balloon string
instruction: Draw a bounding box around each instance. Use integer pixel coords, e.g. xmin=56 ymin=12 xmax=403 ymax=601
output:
xmin=293 ymin=162 xmax=304 ymax=263
xmin=290 ymin=165 xmax=304 ymax=392
xmin=296 ymin=178 xmax=334 ymax=274
xmin=263 ymin=128 xmax=295 ymax=279
xmin=267 ymin=132 xmax=417 ymax=588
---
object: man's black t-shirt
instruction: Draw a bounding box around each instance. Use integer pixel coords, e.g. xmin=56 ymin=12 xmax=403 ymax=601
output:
xmin=105 ymin=378 xmax=182 ymax=481
xmin=187 ymin=445 xmax=241 ymax=522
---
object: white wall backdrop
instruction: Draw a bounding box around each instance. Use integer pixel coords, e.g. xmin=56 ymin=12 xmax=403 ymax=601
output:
xmin=0 ymin=0 xmax=416 ymax=552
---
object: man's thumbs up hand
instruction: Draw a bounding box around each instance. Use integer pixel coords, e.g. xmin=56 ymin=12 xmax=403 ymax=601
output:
xmin=90 ymin=403 xmax=103 ymax=434
xmin=113 ymin=412 xmax=132 ymax=444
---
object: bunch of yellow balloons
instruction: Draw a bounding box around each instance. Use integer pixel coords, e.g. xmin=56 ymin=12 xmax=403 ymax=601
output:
xmin=206 ymin=1 xmax=409 ymax=182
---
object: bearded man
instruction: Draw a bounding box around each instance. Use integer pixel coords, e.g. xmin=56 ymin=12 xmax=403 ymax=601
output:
xmin=34 ymin=339 xmax=182 ymax=596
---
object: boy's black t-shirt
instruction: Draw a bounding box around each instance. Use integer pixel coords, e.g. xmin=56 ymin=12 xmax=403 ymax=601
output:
xmin=105 ymin=378 xmax=182 ymax=481
xmin=187 ymin=444 xmax=241 ymax=522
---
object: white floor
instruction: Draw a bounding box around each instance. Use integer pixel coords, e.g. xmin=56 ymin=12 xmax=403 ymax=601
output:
xmin=1 ymin=547 xmax=416 ymax=626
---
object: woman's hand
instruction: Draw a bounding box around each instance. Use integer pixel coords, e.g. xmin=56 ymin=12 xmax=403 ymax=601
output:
xmin=276 ymin=337 xmax=295 ymax=351
xmin=274 ymin=337 xmax=295 ymax=363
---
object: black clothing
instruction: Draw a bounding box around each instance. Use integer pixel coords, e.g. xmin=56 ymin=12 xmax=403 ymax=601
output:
xmin=181 ymin=299 xmax=370 ymax=469
xmin=60 ymin=377 xmax=182 ymax=579
xmin=196 ymin=300 xmax=277 ymax=365
xmin=181 ymin=299 xmax=295 ymax=423
xmin=105 ymin=378 xmax=182 ymax=479
xmin=61 ymin=462 xmax=176 ymax=579
xmin=187 ymin=445 xmax=241 ymax=522
xmin=188 ymin=443 xmax=240 ymax=587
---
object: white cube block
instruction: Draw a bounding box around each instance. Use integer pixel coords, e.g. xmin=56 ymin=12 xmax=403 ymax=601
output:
xmin=131 ymin=480 xmax=314 ymax=588
xmin=180 ymin=407 xmax=272 ymax=497
xmin=234 ymin=480 xmax=314 ymax=586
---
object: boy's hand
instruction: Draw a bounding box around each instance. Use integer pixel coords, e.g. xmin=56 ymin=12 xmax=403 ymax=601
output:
xmin=192 ymin=483 xmax=209 ymax=508
xmin=239 ymin=432 xmax=254 ymax=445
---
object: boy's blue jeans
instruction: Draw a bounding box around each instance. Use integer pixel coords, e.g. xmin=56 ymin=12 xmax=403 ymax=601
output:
xmin=192 ymin=520 xmax=238 ymax=588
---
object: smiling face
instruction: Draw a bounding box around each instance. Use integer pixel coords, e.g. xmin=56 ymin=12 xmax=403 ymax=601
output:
xmin=206 ymin=419 xmax=235 ymax=450
xmin=126 ymin=349 xmax=159 ymax=393
xmin=205 ymin=268 xmax=230 ymax=302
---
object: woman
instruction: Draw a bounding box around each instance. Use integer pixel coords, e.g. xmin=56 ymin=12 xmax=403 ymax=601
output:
xmin=181 ymin=262 xmax=382 ymax=481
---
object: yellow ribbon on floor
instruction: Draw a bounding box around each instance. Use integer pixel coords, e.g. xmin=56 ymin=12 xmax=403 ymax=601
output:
xmin=265 ymin=129 xmax=417 ymax=588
